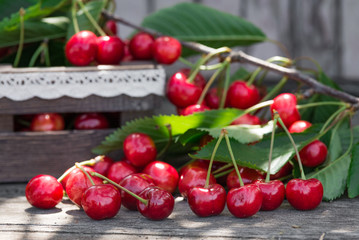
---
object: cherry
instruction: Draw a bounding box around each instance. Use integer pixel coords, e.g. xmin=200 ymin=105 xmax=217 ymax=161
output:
xmin=254 ymin=179 xmax=285 ymax=211
xmin=61 ymin=165 xmax=94 ymax=190
xmin=96 ymin=36 xmax=125 ymax=64
xmin=227 ymin=184 xmax=263 ymax=218
xmin=92 ymin=156 xmax=114 ymax=176
xmin=181 ymin=104 xmax=210 ymax=116
xmin=137 ymin=186 xmax=175 ymax=220
xmin=179 ymin=159 xmax=209 ymax=176
xmin=122 ymin=40 xmax=134 ymax=62
xmin=119 ymin=173 xmax=155 ymax=211
xmin=107 ymin=161 xmax=137 ymax=183
xmin=152 ymin=36 xmax=181 ymax=64
xmin=65 ymin=30 xmax=98 ymax=66
xmin=178 ymin=166 xmax=216 ymax=198
xmin=298 ymin=140 xmax=328 ymax=167
xmin=123 ymin=133 xmax=157 ymax=168
xmin=226 ymin=166 xmax=264 ymax=190
xmin=270 ymin=162 xmax=293 ymax=180
xmin=81 ymin=184 xmax=121 ymax=220
xmin=166 ymin=69 xmax=206 ymax=108
xmin=286 ymin=178 xmax=323 ymax=210
xmin=187 ymin=184 xmax=226 ymax=217
xmin=25 ymin=175 xmax=63 ymax=209
xmin=74 ymin=113 xmax=109 ymax=130
xmin=270 ymin=93 xmax=301 ymax=128
xmin=227 ymin=80 xmax=261 ymax=109
xmin=231 ymin=113 xmax=261 ymax=125
xmin=205 ymin=88 xmax=222 ymax=109
xmin=104 ymin=20 xmax=117 ymax=36
xmin=129 ymin=32 xmax=155 ymax=60
xmin=289 ymin=120 xmax=312 ymax=133
xmin=142 ymin=161 xmax=179 ymax=193
xmin=30 ymin=113 xmax=64 ymax=131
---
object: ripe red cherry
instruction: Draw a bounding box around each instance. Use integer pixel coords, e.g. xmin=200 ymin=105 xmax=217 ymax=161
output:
xmin=104 ymin=20 xmax=117 ymax=35
xmin=30 ymin=113 xmax=64 ymax=131
xmin=270 ymin=93 xmax=301 ymax=128
xmin=299 ymin=140 xmax=328 ymax=167
xmin=25 ymin=175 xmax=63 ymax=209
xmin=227 ymin=80 xmax=261 ymax=109
xmin=137 ymin=186 xmax=175 ymax=220
xmin=181 ymin=104 xmax=210 ymax=116
xmin=92 ymin=156 xmax=114 ymax=176
xmin=166 ymin=69 xmax=206 ymax=108
xmin=187 ymin=184 xmax=226 ymax=217
xmin=61 ymin=165 xmax=94 ymax=190
xmin=65 ymin=30 xmax=97 ymax=66
xmin=179 ymin=159 xmax=209 ymax=176
xmin=123 ymin=133 xmax=157 ymax=168
xmin=226 ymin=167 xmax=264 ymax=190
xmin=119 ymin=173 xmax=154 ymax=211
xmin=178 ymin=166 xmax=216 ymax=198
xmin=270 ymin=162 xmax=293 ymax=180
xmin=96 ymin=36 xmax=125 ymax=64
xmin=286 ymin=178 xmax=323 ymax=210
xmin=152 ymin=36 xmax=181 ymax=64
xmin=129 ymin=32 xmax=155 ymax=60
xmin=205 ymin=88 xmax=223 ymax=109
xmin=226 ymin=184 xmax=263 ymax=218
xmin=254 ymin=179 xmax=285 ymax=211
xmin=231 ymin=114 xmax=261 ymax=125
xmin=107 ymin=161 xmax=137 ymax=183
xmin=289 ymin=120 xmax=312 ymax=133
xmin=81 ymin=184 xmax=121 ymax=220
xmin=74 ymin=113 xmax=109 ymax=130
xmin=142 ymin=161 xmax=179 ymax=193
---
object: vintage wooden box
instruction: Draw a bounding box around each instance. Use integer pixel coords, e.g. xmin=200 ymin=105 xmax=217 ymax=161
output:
xmin=0 ymin=64 xmax=166 ymax=182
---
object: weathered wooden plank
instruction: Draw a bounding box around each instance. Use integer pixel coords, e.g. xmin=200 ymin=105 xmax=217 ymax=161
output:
xmin=0 ymin=114 xmax=13 ymax=132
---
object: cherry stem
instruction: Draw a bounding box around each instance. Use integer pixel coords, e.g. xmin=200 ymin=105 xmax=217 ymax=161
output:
xmin=75 ymin=163 xmax=95 ymax=186
xmin=157 ymin=124 xmax=172 ymax=159
xmin=91 ymin=172 xmax=149 ymax=205
xmin=219 ymin=60 xmax=231 ymax=109
xmin=214 ymin=167 xmax=234 ymax=179
xmin=77 ymin=0 xmax=106 ymax=36
xmin=212 ymin=162 xmax=233 ymax=174
xmin=204 ymin=131 xmax=224 ymax=188
xmin=265 ymin=117 xmax=277 ymax=182
xmin=261 ymin=77 xmax=288 ymax=102
xmin=14 ymin=8 xmax=25 ymax=68
xmin=57 ymin=155 xmax=104 ymax=182
xmin=297 ymin=101 xmax=348 ymax=110
xmin=179 ymin=57 xmax=224 ymax=71
xmin=223 ymin=129 xmax=244 ymax=187
xmin=29 ymin=39 xmax=49 ymax=67
xmin=71 ymin=0 xmax=80 ymax=33
xmin=320 ymin=106 xmax=348 ymax=134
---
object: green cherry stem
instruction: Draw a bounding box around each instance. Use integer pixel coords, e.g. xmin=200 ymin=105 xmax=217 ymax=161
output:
xmin=223 ymin=129 xmax=244 ymax=187
xmin=14 ymin=8 xmax=25 ymax=68
xmin=319 ymin=106 xmax=347 ymax=134
xmin=75 ymin=163 xmax=95 ymax=186
xmin=28 ymin=44 xmax=45 ymax=67
xmin=71 ymin=0 xmax=80 ymax=33
xmin=77 ymin=0 xmax=106 ymax=36
xmin=179 ymin=57 xmax=224 ymax=71
xmin=91 ymin=172 xmax=149 ymax=205
xmin=219 ymin=60 xmax=231 ymax=109
xmin=156 ymin=124 xmax=172 ymax=159
xmin=297 ymin=101 xmax=348 ymax=110
xmin=214 ymin=167 xmax=234 ymax=179
xmin=265 ymin=117 xmax=278 ymax=182
xmin=204 ymin=131 xmax=224 ymax=188
xmin=212 ymin=162 xmax=233 ymax=175
xmin=43 ymin=41 xmax=51 ymax=67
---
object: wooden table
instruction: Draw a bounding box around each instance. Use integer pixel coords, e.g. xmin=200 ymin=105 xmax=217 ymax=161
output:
xmin=1 ymin=183 xmax=358 ymax=239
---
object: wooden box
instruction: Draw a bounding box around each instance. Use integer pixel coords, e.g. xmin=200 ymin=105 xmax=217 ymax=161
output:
xmin=0 ymin=64 xmax=165 ymax=182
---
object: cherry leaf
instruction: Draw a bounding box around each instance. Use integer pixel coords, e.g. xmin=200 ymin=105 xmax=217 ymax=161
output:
xmin=347 ymin=143 xmax=359 ymax=198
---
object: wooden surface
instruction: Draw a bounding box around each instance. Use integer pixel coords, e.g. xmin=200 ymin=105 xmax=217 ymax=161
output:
xmin=0 ymin=183 xmax=358 ymax=240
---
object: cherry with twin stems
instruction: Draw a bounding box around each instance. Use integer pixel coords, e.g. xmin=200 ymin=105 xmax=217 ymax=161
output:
xmin=270 ymin=93 xmax=301 ymax=128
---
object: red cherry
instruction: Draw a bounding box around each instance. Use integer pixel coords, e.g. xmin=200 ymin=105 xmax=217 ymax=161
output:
xmin=205 ymin=88 xmax=223 ymax=109
xmin=65 ymin=30 xmax=97 ymax=66
xmin=107 ymin=161 xmax=137 ymax=183
xmin=152 ymin=36 xmax=181 ymax=64
xmin=166 ymin=69 xmax=206 ymax=108
xmin=129 ymin=32 xmax=155 ymax=60
xmin=122 ymin=40 xmax=133 ymax=62
xmin=289 ymin=120 xmax=312 ymax=133
xmin=187 ymin=184 xmax=226 ymax=217
xmin=25 ymin=175 xmax=63 ymax=209
xmin=96 ymin=36 xmax=125 ymax=64
xmin=123 ymin=133 xmax=157 ymax=168
xmin=286 ymin=178 xmax=323 ymax=210
xmin=104 ymin=20 xmax=117 ymax=35
xmin=181 ymin=104 xmax=210 ymax=116
xmin=254 ymin=179 xmax=285 ymax=211
xmin=270 ymin=162 xmax=293 ymax=180
xmin=137 ymin=186 xmax=175 ymax=220
xmin=74 ymin=113 xmax=109 ymax=130
xmin=61 ymin=166 xmax=94 ymax=190
xmin=226 ymin=167 xmax=264 ymax=190
xmin=30 ymin=113 xmax=64 ymax=131
xmin=119 ymin=173 xmax=155 ymax=211
xmin=226 ymin=184 xmax=263 ymax=218
xmin=231 ymin=113 xmax=261 ymax=125
xmin=92 ymin=156 xmax=114 ymax=176
xmin=227 ymin=80 xmax=261 ymax=109
xmin=299 ymin=140 xmax=328 ymax=167
xmin=142 ymin=161 xmax=179 ymax=193
xmin=81 ymin=184 xmax=121 ymax=220
xmin=178 ymin=159 xmax=209 ymax=176
xmin=178 ymin=166 xmax=216 ymax=198
xmin=270 ymin=93 xmax=301 ymax=128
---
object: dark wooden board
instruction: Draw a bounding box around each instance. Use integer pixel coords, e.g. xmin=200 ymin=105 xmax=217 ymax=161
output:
xmin=0 ymin=183 xmax=358 ymax=239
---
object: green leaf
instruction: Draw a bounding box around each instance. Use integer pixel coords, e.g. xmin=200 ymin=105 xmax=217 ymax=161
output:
xmin=92 ymin=108 xmax=242 ymax=155
xmin=0 ymin=0 xmax=38 ymax=19
xmin=141 ymin=2 xmax=266 ymax=57
xmin=308 ymin=155 xmax=351 ymax=201
xmin=178 ymin=128 xmax=207 ymax=146
xmin=327 ymin=120 xmax=350 ymax=162
xmin=192 ymin=125 xmax=321 ymax=173
xmin=347 ymin=143 xmax=359 ymax=198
